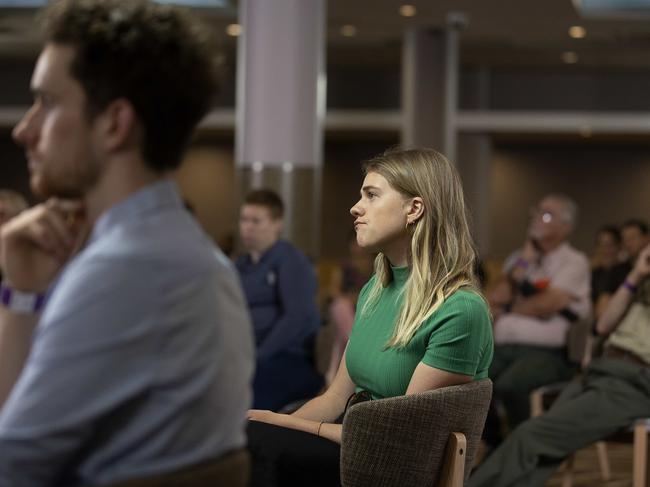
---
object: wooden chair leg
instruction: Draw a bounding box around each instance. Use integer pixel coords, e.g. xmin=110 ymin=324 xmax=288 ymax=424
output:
xmin=530 ymin=390 xmax=544 ymax=418
xmin=439 ymin=432 xmax=467 ymax=487
xmin=596 ymin=441 xmax=611 ymax=481
xmin=633 ymin=421 xmax=648 ymax=487
xmin=561 ymin=454 xmax=575 ymax=487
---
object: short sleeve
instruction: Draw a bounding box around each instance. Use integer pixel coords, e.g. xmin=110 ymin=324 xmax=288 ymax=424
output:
xmin=550 ymin=254 xmax=591 ymax=319
xmin=421 ymin=292 xmax=493 ymax=377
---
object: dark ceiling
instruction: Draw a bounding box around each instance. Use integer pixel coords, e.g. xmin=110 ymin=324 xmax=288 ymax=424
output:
xmin=1 ymin=0 xmax=650 ymax=70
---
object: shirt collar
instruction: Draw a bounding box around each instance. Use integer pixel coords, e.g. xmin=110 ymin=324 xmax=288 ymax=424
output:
xmin=89 ymin=179 xmax=183 ymax=244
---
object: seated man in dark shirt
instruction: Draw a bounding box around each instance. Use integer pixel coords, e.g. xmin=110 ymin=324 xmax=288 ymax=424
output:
xmin=236 ymin=189 xmax=323 ymax=410
xmin=591 ymin=225 xmax=630 ymax=318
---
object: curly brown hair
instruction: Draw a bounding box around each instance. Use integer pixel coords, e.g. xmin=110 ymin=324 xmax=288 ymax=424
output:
xmin=40 ymin=0 xmax=217 ymax=171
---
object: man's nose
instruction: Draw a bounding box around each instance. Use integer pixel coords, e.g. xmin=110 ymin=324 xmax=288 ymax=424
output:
xmin=12 ymin=106 xmax=37 ymax=148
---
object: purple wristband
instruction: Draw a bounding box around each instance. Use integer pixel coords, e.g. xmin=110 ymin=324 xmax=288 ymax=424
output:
xmin=0 ymin=282 xmax=46 ymax=314
xmin=515 ymin=257 xmax=530 ymax=269
xmin=622 ymin=280 xmax=637 ymax=294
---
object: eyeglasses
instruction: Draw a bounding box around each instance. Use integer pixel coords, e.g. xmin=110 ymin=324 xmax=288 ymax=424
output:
xmin=529 ymin=207 xmax=556 ymax=224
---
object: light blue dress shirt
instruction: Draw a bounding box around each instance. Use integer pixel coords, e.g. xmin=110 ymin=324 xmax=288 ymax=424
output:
xmin=0 ymin=179 xmax=254 ymax=486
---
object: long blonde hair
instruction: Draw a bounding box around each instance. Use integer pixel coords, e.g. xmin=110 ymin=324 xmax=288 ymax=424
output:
xmin=360 ymin=148 xmax=481 ymax=348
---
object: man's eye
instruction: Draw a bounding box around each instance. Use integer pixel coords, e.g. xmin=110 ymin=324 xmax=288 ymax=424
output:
xmin=36 ymin=95 xmax=53 ymax=108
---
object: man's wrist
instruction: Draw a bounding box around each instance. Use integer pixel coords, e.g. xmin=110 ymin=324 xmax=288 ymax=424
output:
xmin=508 ymin=260 xmax=528 ymax=284
xmin=0 ymin=282 xmax=46 ymax=314
xmin=622 ymin=279 xmax=638 ymax=294
xmin=626 ymin=271 xmax=643 ymax=287
xmin=514 ymin=257 xmax=530 ymax=270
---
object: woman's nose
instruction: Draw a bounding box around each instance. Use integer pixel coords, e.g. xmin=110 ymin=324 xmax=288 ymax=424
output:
xmin=350 ymin=200 xmax=363 ymax=217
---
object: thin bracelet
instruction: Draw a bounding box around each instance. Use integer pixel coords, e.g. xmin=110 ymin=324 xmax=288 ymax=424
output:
xmin=622 ymin=279 xmax=637 ymax=293
xmin=316 ymin=421 xmax=324 ymax=437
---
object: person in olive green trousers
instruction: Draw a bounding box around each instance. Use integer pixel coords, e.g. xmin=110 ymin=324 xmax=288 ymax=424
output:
xmin=469 ymin=243 xmax=650 ymax=487
xmin=246 ymin=147 xmax=494 ymax=487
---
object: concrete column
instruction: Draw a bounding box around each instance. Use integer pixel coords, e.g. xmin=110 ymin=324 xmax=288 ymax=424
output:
xmin=443 ymin=13 xmax=465 ymax=164
xmin=235 ymin=0 xmax=326 ymax=258
xmin=457 ymin=67 xmax=492 ymax=256
xmin=401 ymin=28 xmax=445 ymax=150
xmin=400 ymin=13 xmax=464 ymax=163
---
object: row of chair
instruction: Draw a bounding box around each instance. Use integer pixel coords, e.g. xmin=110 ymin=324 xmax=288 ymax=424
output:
xmin=530 ymin=318 xmax=650 ymax=487
xmin=85 ymin=379 xmax=493 ymax=486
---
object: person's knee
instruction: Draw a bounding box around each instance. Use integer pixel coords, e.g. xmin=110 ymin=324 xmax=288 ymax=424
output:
xmin=495 ymin=368 xmax=554 ymax=397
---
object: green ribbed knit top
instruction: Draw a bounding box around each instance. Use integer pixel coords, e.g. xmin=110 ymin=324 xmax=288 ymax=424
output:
xmin=345 ymin=266 xmax=493 ymax=399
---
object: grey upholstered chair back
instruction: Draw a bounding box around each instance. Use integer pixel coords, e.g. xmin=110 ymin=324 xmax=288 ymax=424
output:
xmin=340 ymin=379 xmax=493 ymax=487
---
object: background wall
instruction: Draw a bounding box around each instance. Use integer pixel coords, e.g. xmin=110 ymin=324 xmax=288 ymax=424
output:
xmin=173 ymin=143 xmax=237 ymax=250
xmin=6 ymin=130 xmax=650 ymax=266
xmin=488 ymin=141 xmax=650 ymax=260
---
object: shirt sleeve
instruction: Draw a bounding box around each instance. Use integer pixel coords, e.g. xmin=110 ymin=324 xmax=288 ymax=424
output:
xmin=0 ymin=258 xmax=157 ymax=486
xmin=421 ymin=293 xmax=493 ymax=377
xmin=550 ymin=253 xmax=592 ymax=319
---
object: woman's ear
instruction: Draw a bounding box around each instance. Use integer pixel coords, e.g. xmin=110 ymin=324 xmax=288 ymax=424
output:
xmin=406 ymin=196 xmax=425 ymax=224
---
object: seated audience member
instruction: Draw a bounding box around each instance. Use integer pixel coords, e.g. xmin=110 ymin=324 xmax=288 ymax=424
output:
xmin=325 ymin=232 xmax=374 ymax=383
xmin=246 ymin=148 xmax=494 ymax=487
xmin=486 ymin=194 xmax=591 ymax=440
xmin=591 ymin=225 xmax=630 ymax=318
xmin=593 ymin=219 xmax=650 ymax=321
xmin=470 ymin=243 xmax=650 ymax=487
xmin=621 ymin=218 xmax=650 ymax=264
xmin=0 ymin=1 xmax=253 ymax=485
xmin=236 ymin=189 xmax=323 ymax=411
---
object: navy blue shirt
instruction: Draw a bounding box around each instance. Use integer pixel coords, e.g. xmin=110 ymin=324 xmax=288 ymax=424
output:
xmin=236 ymin=240 xmax=320 ymax=361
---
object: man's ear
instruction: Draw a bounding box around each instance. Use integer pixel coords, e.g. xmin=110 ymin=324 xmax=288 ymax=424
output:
xmin=97 ymin=98 xmax=138 ymax=152
xmin=272 ymin=217 xmax=284 ymax=236
xmin=406 ymin=196 xmax=425 ymax=225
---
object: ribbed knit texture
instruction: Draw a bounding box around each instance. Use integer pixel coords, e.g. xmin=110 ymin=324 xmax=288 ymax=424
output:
xmin=346 ymin=266 xmax=493 ymax=399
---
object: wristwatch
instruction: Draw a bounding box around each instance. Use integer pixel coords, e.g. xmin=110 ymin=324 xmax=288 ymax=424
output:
xmin=0 ymin=282 xmax=46 ymax=314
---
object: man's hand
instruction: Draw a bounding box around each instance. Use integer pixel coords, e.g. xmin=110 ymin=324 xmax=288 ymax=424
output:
xmin=509 ymin=239 xmax=540 ymax=284
xmin=521 ymin=238 xmax=540 ymax=263
xmin=628 ymin=244 xmax=650 ymax=286
xmin=0 ymin=199 xmax=86 ymax=292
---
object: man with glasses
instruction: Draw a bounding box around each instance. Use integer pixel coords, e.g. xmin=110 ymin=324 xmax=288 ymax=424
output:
xmin=471 ymin=241 xmax=650 ymax=487
xmin=485 ymin=194 xmax=591 ymax=446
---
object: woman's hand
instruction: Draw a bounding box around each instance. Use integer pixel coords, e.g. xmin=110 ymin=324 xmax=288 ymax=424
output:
xmin=247 ymin=409 xmax=288 ymax=427
xmin=247 ymin=408 xmax=343 ymax=443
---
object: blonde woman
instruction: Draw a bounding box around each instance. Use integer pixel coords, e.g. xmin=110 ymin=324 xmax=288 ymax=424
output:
xmin=247 ymin=148 xmax=494 ymax=486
